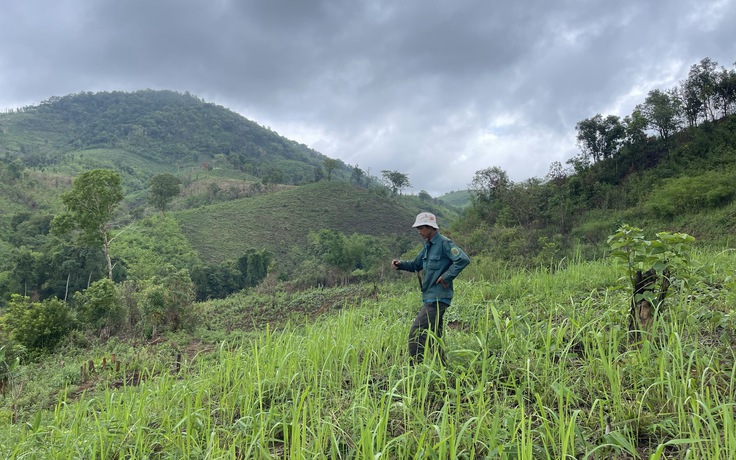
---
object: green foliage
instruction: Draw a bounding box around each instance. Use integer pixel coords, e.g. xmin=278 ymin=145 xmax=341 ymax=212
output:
xmin=323 ymin=158 xmax=341 ymax=181
xmin=645 ymin=169 xmax=736 ymax=218
xmin=190 ymin=260 xmax=242 ymax=301
xmin=54 ymin=169 xmax=123 ymax=245
xmin=309 ymin=229 xmax=389 ymax=275
xmin=575 ymin=113 xmax=626 ymax=163
xmin=147 ymin=173 xmax=181 ymax=213
xmin=1 ymin=295 xmax=74 ymax=350
xmin=237 ymin=249 xmax=272 ymax=288
xmin=608 ymin=224 xmax=696 ymax=289
xmin=380 ymin=170 xmax=411 ymax=195
xmin=638 ymin=88 xmax=682 ymax=143
xmin=73 ymin=278 xmax=124 ymax=333
xmin=111 ymin=214 xmax=202 ymax=281
xmin=135 ymin=268 xmax=197 ymax=337
xmin=53 ymin=169 xmax=124 ymax=280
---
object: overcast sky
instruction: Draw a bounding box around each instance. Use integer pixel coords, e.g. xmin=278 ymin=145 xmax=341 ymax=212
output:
xmin=1 ymin=0 xmax=734 ymax=195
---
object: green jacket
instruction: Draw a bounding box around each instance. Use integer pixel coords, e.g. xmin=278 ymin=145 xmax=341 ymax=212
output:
xmin=397 ymin=232 xmax=470 ymax=304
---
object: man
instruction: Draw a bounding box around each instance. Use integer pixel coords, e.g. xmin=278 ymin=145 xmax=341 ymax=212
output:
xmin=392 ymin=212 xmax=470 ymax=364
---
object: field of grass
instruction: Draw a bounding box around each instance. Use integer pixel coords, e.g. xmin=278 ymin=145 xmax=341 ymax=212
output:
xmin=174 ymin=181 xmax=419 ymax=264
xmin=1 ymin=248 xmax=735 ymax=458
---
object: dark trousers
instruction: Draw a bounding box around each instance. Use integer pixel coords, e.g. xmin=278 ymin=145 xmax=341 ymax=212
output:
xmin=408 ymin=301 xmax=449 ymax=364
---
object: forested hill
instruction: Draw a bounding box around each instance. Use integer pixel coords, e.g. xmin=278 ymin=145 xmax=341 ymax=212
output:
xmin=0 ymin=89 xmax=350 ymax=186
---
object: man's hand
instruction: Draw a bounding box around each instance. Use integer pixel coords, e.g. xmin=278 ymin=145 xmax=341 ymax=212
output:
xmin=391 ymin=259 xmax=400 ymax=269
xmin=436 ymin=276 xmax=448 ymax=289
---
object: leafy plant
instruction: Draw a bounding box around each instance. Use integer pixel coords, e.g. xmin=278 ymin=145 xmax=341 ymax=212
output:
xmin=608 ymin=224 xmax=695 ymax=285
xmin=608 ymin=224 xmax=696 ymax=336
xmin=1 ymin=295 xmax=75 ymax=351
xmin=73 ymin=278 xmax=125 ymax=334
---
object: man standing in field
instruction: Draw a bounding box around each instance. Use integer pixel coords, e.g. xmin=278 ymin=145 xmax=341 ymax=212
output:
xmin=392 ymin=212 xmax=470 ymax=364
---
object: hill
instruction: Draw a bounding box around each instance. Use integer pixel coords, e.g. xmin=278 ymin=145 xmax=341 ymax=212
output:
xmin=437 ymin=189 xmax=471 ymax=208
xmin=0 ymin=90 xmax=432 ymax=303
xmin=175 ymin=181 xmax=420 ymax=265
xmin=0 ymin=89 xmax=353 ymax=191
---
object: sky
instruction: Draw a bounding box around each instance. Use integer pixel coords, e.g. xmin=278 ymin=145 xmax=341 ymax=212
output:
xmin=1 ymin=0 xmax=735 ymax=196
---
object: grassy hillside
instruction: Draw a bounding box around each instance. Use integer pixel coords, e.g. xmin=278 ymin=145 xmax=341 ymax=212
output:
xmin=175 ymin=181 xmax=420 ymax=264
xmin=437 ymin=189 xmax=472 ymax=208
xmin=1 ymin=248 xmax=734 ymax=457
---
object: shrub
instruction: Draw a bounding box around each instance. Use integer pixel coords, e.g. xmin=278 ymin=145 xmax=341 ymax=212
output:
xmin=73 ymin=278 xmax=125 ymax=334
xmin=136 ymin=268 xmax=197 ymax=337
xmin=1 ymin=295 xmax=74 ymax=351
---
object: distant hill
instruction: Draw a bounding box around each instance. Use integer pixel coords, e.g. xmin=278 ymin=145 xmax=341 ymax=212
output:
xmin=175 ymin=181 xmax=419 ymax=264
xmin=0 ymin=89 xmax=353 ymax=190
xmin=437 ymin=189 xmax=471 ymax=208
xmin=0 ymin=90 xmax=429 ymax=294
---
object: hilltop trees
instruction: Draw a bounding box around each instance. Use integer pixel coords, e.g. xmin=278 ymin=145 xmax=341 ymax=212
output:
xmin=637 ymin=89 xmax=681 ymax=146
xmin=350 ymin=165 xmax=366 ymax=187
xmin=52 ymin=169 xmax=124 ymax=281
xmin=469 ymin=166 xmax=511 ymax=224
xmin=381 ymin=170 xmax=411 ymax=196
xmin=575 ymin=114 xmax=626 ymax=163
xmin=571 ymin=57 xmax=736 ymax=166
xmin=323 ymin=158 xmax=340 ymax=181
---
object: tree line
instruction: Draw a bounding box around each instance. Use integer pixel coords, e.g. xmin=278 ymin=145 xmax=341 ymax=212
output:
xmin=455 ymin=57 xmax=736 ymax=268
xmin=573 ymin=57 xmax=736 ymax=166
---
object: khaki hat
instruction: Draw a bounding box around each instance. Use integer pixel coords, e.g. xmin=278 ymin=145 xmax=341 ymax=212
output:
xmin=412 ymin=212 xmax=438 ymax=229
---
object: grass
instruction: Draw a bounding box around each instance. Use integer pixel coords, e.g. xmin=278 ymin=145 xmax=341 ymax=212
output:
xmin=1 ymin=248 xmax=735 ymax=458
xmin=174 ymin=181 xmax=418 ymax=264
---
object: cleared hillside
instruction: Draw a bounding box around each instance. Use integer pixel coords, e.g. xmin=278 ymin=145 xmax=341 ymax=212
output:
xmin=175 ymin=181 xmax=419 ymax=264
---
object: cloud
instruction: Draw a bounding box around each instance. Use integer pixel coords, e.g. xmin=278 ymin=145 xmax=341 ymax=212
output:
xmin=1 ymin=0 xmax=734 ymax=195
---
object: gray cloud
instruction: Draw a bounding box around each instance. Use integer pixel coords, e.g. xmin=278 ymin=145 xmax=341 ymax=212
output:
xmin=1 ymin=0 xmax=734 ymax=195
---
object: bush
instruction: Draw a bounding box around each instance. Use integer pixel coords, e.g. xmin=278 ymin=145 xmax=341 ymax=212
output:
xmin=136 ymin=268 xmax=198 ymax=337
xmin=1 ymin=295 xmax=74 ymax=351
xmin=73 ymin=278 xmax=125 ymax=334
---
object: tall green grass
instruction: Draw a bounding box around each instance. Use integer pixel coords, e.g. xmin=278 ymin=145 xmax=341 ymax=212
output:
xmin=1 ymin=250 xmax=735 ymax=458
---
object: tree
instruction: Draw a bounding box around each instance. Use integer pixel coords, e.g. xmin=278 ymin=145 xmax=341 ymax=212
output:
xmin=470 ymin=166 xmax=510 ymax=204
xmin=686 ymin=57 xmax=719 ymax=122
xmin=608 ymin=225 xmax=695 ymax=343
xmin=623 ymin=109 xmax=648 ymax=147
xmin=677 ymin=77 xmax=704 ymax=127
xmin=314 ymin=166 xmax=325 ymax=183
xmin=350 ymin=165 xmax=366 ymax=187
xmin=138 ymin=268 xmax=196 ymax=337
xmin=238 ymin=249 xmax=272 ymax=288
xmin=638 ymin=89 xmax=682 ymax=146
xmin=323 ymin=158 xmax=340 ymax=181
xmin=148 ymin=173 xmax=181 ymax=213
xmin=262 ymin=167 xmax=283 ymax=188
xmin=469 ymin=166 xmax=511 ymax=225
xmin=53 ymin=169 xmax=124 ymax=281
xmin=575 ymin=114 xmax=625 ymax=163
xmin=714 ymin=64 xmax=736 ymax=118
xmin=73 ymin=278 xmax=124 ymax=334
xmin=380 ymin=170 xmax=411 ymax=195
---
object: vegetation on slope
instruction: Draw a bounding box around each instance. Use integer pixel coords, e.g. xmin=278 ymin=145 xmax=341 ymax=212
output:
xmin=0 ymin=89 xmax=354 ymax=189
xmin=175 ymin=181 xmax=418 ymax=265
xmin=1 ymin=247 xmax=734 ymax=458
xmin=1 ymin=56 xmax=736 ymax=457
